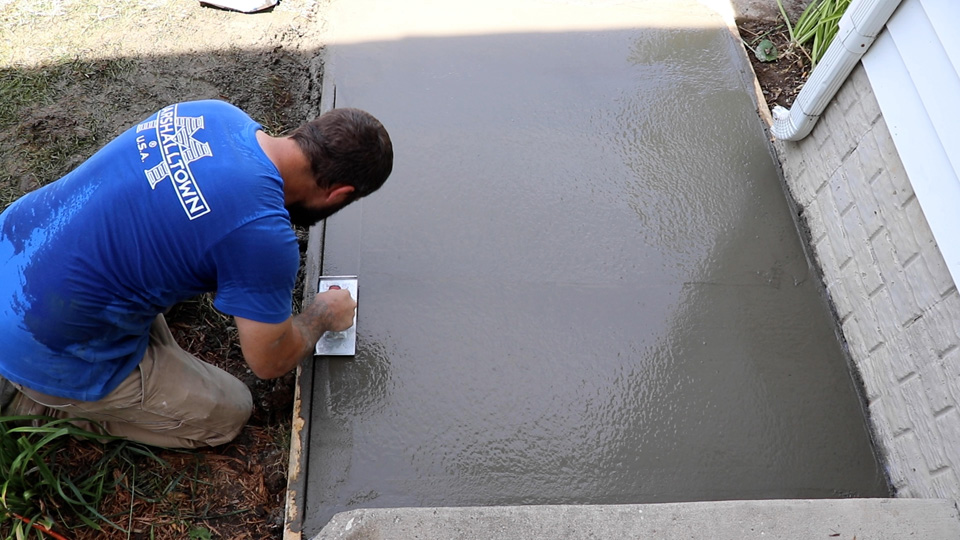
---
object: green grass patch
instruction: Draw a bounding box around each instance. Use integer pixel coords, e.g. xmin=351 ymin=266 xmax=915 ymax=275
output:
xmin=0 ymin=416 xmax=166 ymax=539
xmin=0 ymin=56 xmax=134 ymax=127
xmin=0 ymin=68 xmax=57 ymax=130
xmin=0 ymin=57 xmax=137 ymax=209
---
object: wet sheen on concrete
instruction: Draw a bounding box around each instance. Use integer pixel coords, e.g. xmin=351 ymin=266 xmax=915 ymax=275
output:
xmin=295 ymin=0 xmax=889 ymax=536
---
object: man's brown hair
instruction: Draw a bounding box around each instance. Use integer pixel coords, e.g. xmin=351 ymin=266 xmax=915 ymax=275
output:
xmin=290 ymin=108 xmax=393 ymax=198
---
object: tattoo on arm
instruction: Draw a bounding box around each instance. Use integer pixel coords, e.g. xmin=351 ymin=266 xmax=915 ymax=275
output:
xmin=291 ymin=297 xmax=331 ymax=357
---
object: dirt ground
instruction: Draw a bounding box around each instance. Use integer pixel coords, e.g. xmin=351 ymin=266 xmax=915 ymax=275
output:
xmin=731 ymin=0 xmax=813 ymax=111
xmin=1 ymin=1 xmax=328 ymax=538
xmin=0 ymin=0 xmax=807 ymax=538
xmin=737 ymin=17 xmax=811 ymax=110
xmin=0 ymin=0 xmax=329 ymax=191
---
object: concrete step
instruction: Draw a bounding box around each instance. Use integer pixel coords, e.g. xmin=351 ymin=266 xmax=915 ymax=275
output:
xmin=313 ymin=499 xmax=960 ymax=540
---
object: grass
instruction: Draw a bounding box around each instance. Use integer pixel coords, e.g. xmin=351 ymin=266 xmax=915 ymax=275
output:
xmin=1 ymin=413 xmax=291 ymax=539
xmin=777 ymin=0 xmax=853 ymax=67
xmin=0 ymin=69 xmax=54 ymax=129
xmin=0 ymin=57 xmax=136 ymax=210
xmin=0 ymin=57 xmax=131 ymax=130
xmin=0 ymin=415 xmax=165 ymax=539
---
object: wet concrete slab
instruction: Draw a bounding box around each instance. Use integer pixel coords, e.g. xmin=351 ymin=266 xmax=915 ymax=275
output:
xmin=290 ymin=0 xmax=889 ymax=536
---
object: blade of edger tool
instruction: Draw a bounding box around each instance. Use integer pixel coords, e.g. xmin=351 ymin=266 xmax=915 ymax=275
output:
xmin=314 ymin=276 xmax=358 ymax=356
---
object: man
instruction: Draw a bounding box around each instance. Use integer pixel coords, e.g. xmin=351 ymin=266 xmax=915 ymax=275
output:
xmin=0 ymin=100 xmax=393 ymax=448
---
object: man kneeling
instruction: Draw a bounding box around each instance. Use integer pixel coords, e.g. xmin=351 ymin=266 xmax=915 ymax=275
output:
xmin=0 ymin=100 xmax=393 ymax=448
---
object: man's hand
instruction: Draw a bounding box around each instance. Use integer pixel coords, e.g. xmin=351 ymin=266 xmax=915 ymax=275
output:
xmin=235 ymin=289 xmax=357 ymax=379
xmin=309 ymin=288 xmax=357 ymax=333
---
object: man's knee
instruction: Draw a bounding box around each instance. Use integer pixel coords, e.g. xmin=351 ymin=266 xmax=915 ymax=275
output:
xmin=129 ymin=385 xmax=252 ymax=449
xmin=207 ymin=384 xmax=254 ymax=446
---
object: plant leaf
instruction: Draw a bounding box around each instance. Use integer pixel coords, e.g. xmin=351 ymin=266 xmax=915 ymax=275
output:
xmin=754 ymin=39 xmax=779 ymax=62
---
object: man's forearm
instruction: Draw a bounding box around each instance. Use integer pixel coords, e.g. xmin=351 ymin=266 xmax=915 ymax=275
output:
xmin=236 ymin=290 xmax=355 ymax=379
xmin=290 ymin=298 xmax=332 ymax=361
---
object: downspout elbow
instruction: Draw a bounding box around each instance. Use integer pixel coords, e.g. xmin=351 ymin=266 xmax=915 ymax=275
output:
xmin=770 ymin=0 xmax=903 ymax=141
xmin=771 ymin=103 xmax=816 ymax=142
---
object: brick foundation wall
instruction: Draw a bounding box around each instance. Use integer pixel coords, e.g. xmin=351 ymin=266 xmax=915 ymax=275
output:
xmin=774 ymin=63 xmax=960 ymax=503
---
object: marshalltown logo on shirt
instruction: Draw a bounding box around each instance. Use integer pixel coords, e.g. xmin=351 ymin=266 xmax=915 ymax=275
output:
xmin=136 ymin=104 xmax=212 ymax=220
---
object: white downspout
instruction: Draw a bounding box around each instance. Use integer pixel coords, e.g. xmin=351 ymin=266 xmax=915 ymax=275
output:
xmin=771 ymin=0 xmax=903 ymax=141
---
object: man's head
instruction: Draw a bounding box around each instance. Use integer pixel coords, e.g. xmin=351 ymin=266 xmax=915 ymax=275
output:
xmin=284 ymin=108 xmax=392 ymax=228
xmin=290 ymin=107 xmax=393 ymax=199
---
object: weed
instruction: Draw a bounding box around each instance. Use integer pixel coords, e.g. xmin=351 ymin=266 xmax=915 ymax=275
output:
xmin=776 ymin=0 xmax=852 ymax=67
xmin=0 ymin=415 xmax=166 ymax=539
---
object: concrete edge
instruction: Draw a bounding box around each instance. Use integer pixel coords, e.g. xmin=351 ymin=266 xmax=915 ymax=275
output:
xmin=283 ymin=49 xmax=339 ymax=540
xmin=722 ymin=4 xmax=889 ymax=473
xmin=312 ymin=499 xmax=960 ymax=540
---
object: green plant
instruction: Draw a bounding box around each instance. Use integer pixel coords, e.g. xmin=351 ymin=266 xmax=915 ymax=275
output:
xmin=753 ymin=39 xmax=779 ymax=62
xmin=188 ymin=527 xmax=214 ymax=540
xmin=776 ymin=0 xmax=852 ymax=67
xmin=0 ymin=415 xmax=162 ymax=539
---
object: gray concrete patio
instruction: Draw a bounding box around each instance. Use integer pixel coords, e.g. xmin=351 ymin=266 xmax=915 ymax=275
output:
xmin=285 ymin=0 xmax=915 ymax=537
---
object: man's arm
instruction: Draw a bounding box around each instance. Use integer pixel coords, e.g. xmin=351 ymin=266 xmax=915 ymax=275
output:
xmin=235 ymin=288 xmax=357 ymax=379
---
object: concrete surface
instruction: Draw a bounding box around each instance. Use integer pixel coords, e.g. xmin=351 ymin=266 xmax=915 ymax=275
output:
xmin=776 ymin=62 xmax=960 ymax=506
xmin=279 ymin=0 xmax=960 ymax=538
xmin=287 ymin=0 xmax=891 ymax=537
xmin=313 ymin=499 xmax=960 ymax=539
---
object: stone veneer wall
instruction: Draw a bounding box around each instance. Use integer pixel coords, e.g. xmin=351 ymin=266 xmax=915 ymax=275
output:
xmin=773 ymin=63 xmax=960 ymax=503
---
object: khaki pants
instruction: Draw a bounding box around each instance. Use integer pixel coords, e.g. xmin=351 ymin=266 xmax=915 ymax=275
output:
xmin=8 ymin=315 xmax=252 ymax=449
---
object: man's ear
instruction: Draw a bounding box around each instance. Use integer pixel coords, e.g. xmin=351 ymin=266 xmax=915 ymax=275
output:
xmin=325 ymin=185 xmax=356 ymax=205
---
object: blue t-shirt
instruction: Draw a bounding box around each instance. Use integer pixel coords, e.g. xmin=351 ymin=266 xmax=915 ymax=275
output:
xmin=0 ymin=100 xmax=299 ymax=401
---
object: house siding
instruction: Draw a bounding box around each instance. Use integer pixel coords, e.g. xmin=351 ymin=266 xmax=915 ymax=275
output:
xmin=774 ymin=63 xmax=960 ymax=503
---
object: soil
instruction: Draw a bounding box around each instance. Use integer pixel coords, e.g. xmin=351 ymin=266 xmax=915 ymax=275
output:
xmin=1 ymin=1 xmax=327 ymax=538
xmin=736 ymin=17 xmax=811 ymax=110
xmin=0 ymin=1 xmax=808 ymax=538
